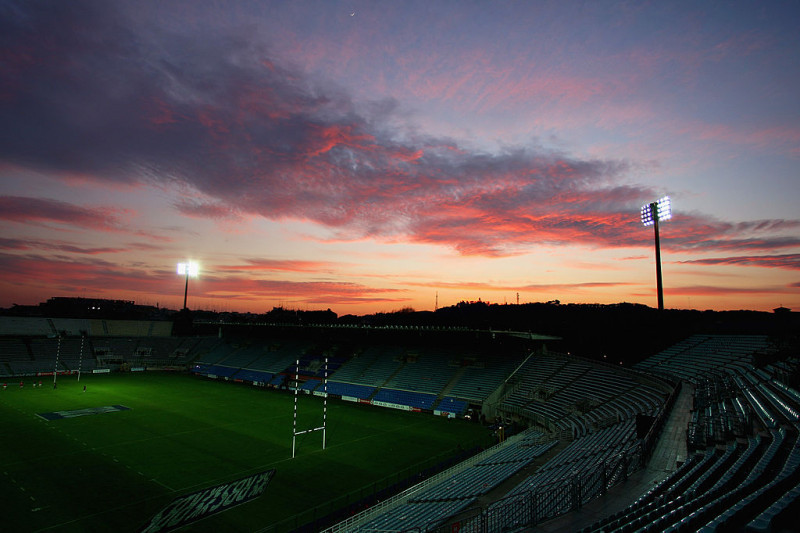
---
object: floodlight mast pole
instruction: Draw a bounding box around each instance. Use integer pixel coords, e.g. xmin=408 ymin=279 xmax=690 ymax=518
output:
xmin=652 ymin=201 xmax=665 ymax=311
xmin=642 ymin=197 xmax=670 ymax=312
xmin=183 ymin=269 xmax=189 ymax=310
xmin=178 ymin=262 xmax=197 ymax=311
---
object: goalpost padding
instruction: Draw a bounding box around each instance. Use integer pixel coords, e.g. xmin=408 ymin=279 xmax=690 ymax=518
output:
xmin=291 ymin=357 xmax=328 ymax=458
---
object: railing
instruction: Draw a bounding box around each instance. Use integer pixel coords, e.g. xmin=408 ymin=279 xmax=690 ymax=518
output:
xmin=324 ymin=435 xmax=644 ymax=533
xmin=432 ymin=441 xmax=644 ymax=533
xmin=320 ymin=429 xmax=540 ymax=533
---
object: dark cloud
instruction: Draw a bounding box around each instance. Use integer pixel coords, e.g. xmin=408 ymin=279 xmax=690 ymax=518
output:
xmin=0 ymin=236 xmax=158 ymax=255
xmin=655 ymin=215 xmax=800 ymax=253
xmin=0 ymin=195 xmax=170 ymax=241
xmin=2 ymin=1 xmax=797 ymax=258
xmin=0 ymin=252 xmax=161 ymax=292
xmin=679 ymin=253 xmax=800 ymax=270
xmin=173 ymin=199 xmax=242 ymax=221
xmin=0 ymin=237 xmax=35 ymax=251
xmin=666 ymin=285 xmax=790 ymax=296
xmin=0 ymin=195 xmax=119 ymax=229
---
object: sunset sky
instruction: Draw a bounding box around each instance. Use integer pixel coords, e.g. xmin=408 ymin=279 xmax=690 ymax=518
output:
xmin=1 ymin=0 xmax=798 ymax=315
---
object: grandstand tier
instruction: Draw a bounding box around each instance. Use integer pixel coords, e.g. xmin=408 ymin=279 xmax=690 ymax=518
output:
xmin=326 ymin=335 xmax=799 ymax=533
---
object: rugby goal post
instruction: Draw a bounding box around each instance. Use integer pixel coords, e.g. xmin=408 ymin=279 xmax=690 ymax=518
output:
xmin=292 ymin=357 xmax=329 ymax=458
xmin=77 ymin=334 xmax=85 ymax=382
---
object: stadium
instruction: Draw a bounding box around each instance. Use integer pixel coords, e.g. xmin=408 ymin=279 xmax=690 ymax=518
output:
xmin=1 ymin=305 xmax=798 ymax=533
xmin=3 ymin=1 xmax=799 ymax=531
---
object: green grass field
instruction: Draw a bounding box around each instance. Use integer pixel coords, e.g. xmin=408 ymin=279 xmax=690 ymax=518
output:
xmin=0 ymin=372 xmax=491 ymax=532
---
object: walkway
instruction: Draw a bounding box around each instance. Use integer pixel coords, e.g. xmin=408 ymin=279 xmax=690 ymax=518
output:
xmin=529 ymin=382 xmax=695 ymax=532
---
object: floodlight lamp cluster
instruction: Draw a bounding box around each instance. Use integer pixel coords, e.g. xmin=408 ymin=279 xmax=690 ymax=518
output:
xmin=177 ymin=261 xmax=199 ymax=277
xmin=641 ymin=196 xmax=672 ymax=226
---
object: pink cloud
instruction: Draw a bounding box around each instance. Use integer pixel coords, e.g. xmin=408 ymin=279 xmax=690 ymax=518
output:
xmin=198 ymin=277 xmax=409 ymax=308
xmin=707 ymin=30 xmax=773 ymax=61
xmin=0 ymin=252 xmax=406 ymax=309
xmin=0 ymin=253 xmax=168 ymax=295
xmin=408 ymin=280 xmax=635 ymax=293
xmin=676 ymin=120 xmax=800 ymax=155
xmin=391 ymin=44 xmax=619 ymax=117
xmin=217 ymin=259 xmax=346 ymax=274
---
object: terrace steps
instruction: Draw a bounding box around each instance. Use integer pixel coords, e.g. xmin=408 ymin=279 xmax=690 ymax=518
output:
xmin=438 ymin=366 xmax=468 ymax=399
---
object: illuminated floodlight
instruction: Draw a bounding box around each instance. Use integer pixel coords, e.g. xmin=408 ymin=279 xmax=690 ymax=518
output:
xmin=177 ymin=261 xmax=199 ymax=310
xmin=641 ymin=196 xmax=671 ymax=226
xmin=177 ymin=261 xmax=199 ymax=277
xmin=640 ymin=197 xmax=672 ymax=311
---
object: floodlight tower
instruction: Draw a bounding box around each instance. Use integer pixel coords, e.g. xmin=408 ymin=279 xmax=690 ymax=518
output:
xmin=177 ymin=261 xmax=199 ymax=310
xmin=641 ymin=196 xmax=672 ymax=311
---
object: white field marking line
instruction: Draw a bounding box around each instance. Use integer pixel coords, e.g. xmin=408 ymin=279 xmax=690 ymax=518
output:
xmin=150 ymin=477 xmax=176 ymax=491
xmin=8 ymin=409 xmax=436 ymax=531
xmin=65 ymin=411 xmax=292 ymax=495
xmin=33 ymin=463 xmax=274 ymax=531
xmin=32 ymin=487 xmax=183 ymax=533
xmin=5 ymin=470 xmax=39 ymax=506
xmin=28 ymin=430 xmax=228 ymax=528
xmin=8 ymin=409 xmax=423 ymax=489
xmin=25 ymin=401 xmax=434 ymax=522
xmin=162 ymin=418 xmax=440 ymax=524
xmin=90 ymin=410 xmax=289 ymax=450
xmin=1 ymin=411 xmax=288 ymax=469
xmin=171 ymin=456 xmax=293 ymax=495
xmin=326 ymin=417 xmax=432 ymax=449
xmin=173 ymin=417 xmax=433 ymax=495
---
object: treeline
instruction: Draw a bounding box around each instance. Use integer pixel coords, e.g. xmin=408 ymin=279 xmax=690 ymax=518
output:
xmin=194 ymin=300 xmax=797 ymax=366
xmin=344 ymin=301 xmax=798 ymax=364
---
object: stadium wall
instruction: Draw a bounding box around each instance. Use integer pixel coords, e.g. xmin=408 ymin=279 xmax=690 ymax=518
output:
xmin=0 ymin=317 xmax=173 ymax=337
